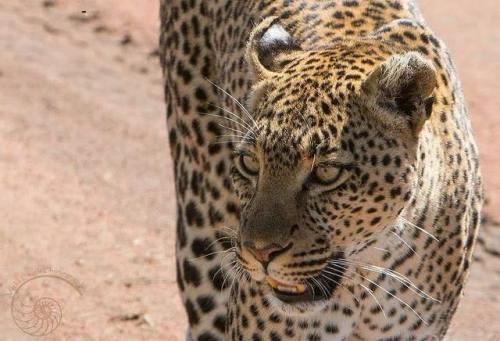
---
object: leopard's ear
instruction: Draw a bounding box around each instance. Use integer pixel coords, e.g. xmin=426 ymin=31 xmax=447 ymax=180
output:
xmin=246 ymin=17 xmax=301 ymax=80
xmin=362 ymin=51 xmax=437 ymax=136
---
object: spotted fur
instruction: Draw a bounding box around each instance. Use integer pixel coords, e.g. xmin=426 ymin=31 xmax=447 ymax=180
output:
xmin=160 ymin=1 xmax=482 ymax=340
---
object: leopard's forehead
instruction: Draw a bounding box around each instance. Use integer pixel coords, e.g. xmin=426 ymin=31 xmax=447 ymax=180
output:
xmin=253 ymin=98 xmax=345 ymax=168
xmin=250 ymin=41 xmax=397 ymax=167
xmin=272 ymin=40 xmax=396 ymax=89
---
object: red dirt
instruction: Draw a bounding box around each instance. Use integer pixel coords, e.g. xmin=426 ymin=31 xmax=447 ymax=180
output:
xmin=0 ymin=1 xmax=498 ymax=340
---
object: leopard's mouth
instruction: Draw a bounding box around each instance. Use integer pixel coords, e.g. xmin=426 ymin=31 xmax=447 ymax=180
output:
xmin=266 ymin=255 xmax=346 ymax=304
xmin=266 ymin=276 xmax=307 ymax=295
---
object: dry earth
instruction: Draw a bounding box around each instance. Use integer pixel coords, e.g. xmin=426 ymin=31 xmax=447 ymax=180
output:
xmin=0 ymin=1 xmax=498 ymax=340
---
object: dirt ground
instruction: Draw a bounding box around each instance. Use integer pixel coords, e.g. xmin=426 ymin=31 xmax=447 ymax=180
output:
xmin=0 ymin=1 xmax=498 ymax=340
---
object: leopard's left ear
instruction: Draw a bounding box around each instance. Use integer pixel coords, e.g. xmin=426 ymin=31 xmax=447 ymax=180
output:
xmin=246 ymin=17 xmax=301 ymax=81
xmin=362 ymin=51 xmax=437 ymax=136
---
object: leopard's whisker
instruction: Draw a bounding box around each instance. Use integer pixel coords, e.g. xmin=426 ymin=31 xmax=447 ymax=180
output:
xmin=212 ymin=249 xmax=238 ymax=280
xmin=217 ymin=134 xmax=248 ymax=141
xmin=216 ymin=122 xmax=255 ymax=138
xmin=330 ymin=263 xmax=429 ymax=326
xmin=309 ymin=276 xmax=329 ymax=300
xmin=216 ymin=226 xmax=238 ymax=237
xmin=400 ymin=216 xmax=439 ymax=242
xmin=306 ymin=281 xmax=316 ymax=301
xmin=372 ymin=246 xmax=391 ymax=253
xmin=320 ymin=270 xmax=360 ymax=304
xmin=188 ymin=247 xmax=236 ymax=262
xmin=205 ymin=78 xmax=258 ymax=129
xmin=359 ymin=283 xmax=388 ymax=319
xmin=201 ymin=112 xmax=254 ymax=134
xmin=332 ymin=259 xmax=439 ymax=302
xmin=204 ymin=235 xmax=234 ymax=251
xmin=210 ymin=140 xmax=242 ymax=145
xmin=390 ymin=231 xmax=421 ymax=259
xmin=213 ymin=260 xmax=235 ymax=284
xmin=228 ymin=265 xmax=245 ymax=294
xmin=326 ymin=264 xmax=388 ymax=320
xmin=209 ymin=103 xmax=257 ymax=133
xmin=222 ymin=259 xmax=239 ymax=283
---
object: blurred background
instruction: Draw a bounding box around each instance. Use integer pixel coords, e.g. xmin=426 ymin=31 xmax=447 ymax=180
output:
xmin=0 ymin=0 xmax=498 ymax=340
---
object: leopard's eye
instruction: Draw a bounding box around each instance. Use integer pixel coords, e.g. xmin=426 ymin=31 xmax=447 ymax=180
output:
xmin=239 ymin=154 xmax=260 ymax=176
xmin=312 ymin=165 xmax=343 ymax=185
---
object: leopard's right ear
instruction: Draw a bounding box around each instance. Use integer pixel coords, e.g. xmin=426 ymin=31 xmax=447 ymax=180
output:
xmin=246 ymin=17 xmax=301 ymax=81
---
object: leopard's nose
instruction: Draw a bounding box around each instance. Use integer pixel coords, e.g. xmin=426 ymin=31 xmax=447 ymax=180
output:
xmin=244 ymin=241 xmax=292 ymax=267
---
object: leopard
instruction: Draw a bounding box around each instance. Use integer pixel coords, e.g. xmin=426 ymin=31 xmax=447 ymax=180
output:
xmin=160 ymin=1 xmax=482 ymax=340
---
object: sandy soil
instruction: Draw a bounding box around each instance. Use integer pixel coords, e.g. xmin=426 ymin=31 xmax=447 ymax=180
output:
xmin=0 ymin=1 xmax=498 ymax=340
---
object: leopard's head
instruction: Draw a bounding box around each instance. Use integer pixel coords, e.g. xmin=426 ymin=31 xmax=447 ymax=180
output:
xmin=230 ymin=17 xmax=436 ymax=312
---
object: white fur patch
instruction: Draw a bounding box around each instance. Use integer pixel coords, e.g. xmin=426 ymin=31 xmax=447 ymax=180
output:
xmin=380 ymin=52 xmax=432 ymax=91
xmin=260 ymin=24 xmax=292 ymax=47
xmin=265 ymin=293 xmax=329 ymax=316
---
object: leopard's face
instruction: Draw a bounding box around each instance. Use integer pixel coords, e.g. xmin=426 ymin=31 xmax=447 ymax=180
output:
xmin=231 ymin=76 xmax=418 ymax=312
xmin=229 ymin=18 xmax=436 ymax=312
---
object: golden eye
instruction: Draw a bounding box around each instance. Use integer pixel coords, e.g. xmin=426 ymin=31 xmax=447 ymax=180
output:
xmin=313 ymin=165 xmax=343 ymax=185
xmin=239 ymin=154 xmax=260 ymax=176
